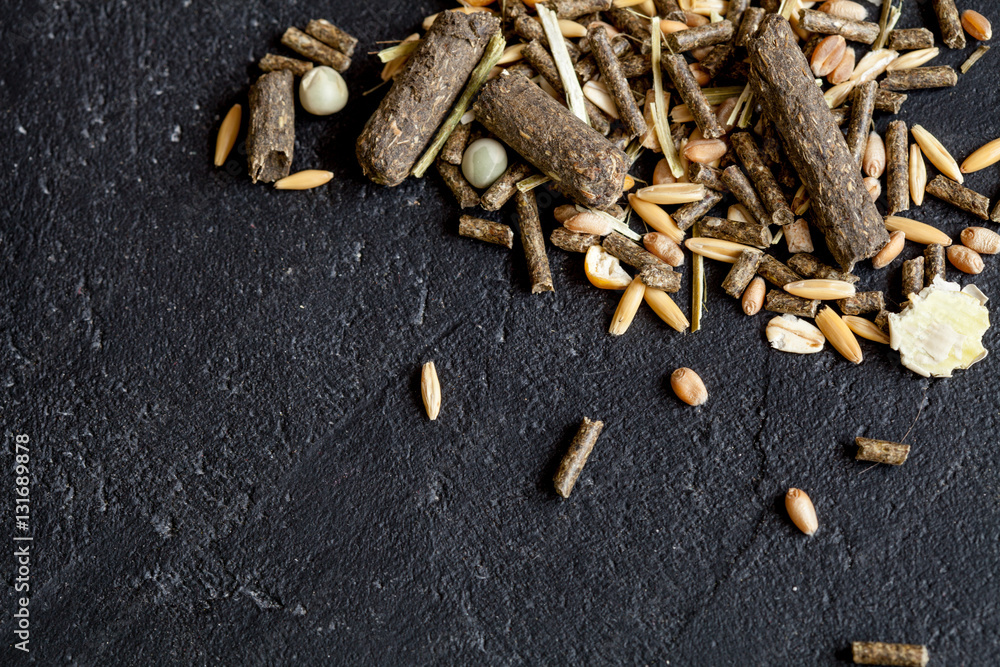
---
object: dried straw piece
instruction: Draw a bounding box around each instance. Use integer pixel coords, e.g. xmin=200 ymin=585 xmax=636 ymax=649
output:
xmin=721 ymin=166 xmax=770 ymax=226
xmin=885 ymin=120 xmax=909 ymax=215
xmin=305 ymin=19 xmax=358 ymax=57
xmin=274 ymin=170 xmax=333 ymax=190
xmin=909 ymin=144 xmax=927 ymax=206
xmin=901 ymin=256 xmax=925 ymax=300
xmin=701 ymin=216 xmax=772 ymax=248
xmin=933 ymin=0 xmax=965 ymax=49
xmin=887 ymin=28 xmax=935 ymax=50
xmin=844 ymin=316 xmax=890 ymax=344
xmin=742 ymin=277 xmax=766 ymax=315
xmin=610 ymin=276 xmax=647 ymax=335
xmin=787 ymin=253 xmax=859 ymax=284
xmin=924 ymin=244 xmax=946 ymax=284
xmin=884 ymin=216 xmax=951 ymax=246
xmin=766 ymin=290 xmax=820 ymax=318
xmin=247 ymin=70 xmax=294 ymax=184
xmin=815 ymin=305 xmax=862 ymax=363
xmin=798 ymin=9 xmax=879 ymax=44
xmin=421 ymin=361 xmax=441 ymax=420
xmin=259 ymin=54 xmax=313 ymax=76
xmin=282 ymin=27 xmax=350 ymax=72
xmin=482 ymin=164 xmax=534 ymax=212
xmin=516 ymin=190 xmax=554 ymax=293
xmin=758 ymin=254 xmax=803 ymax=288
xmin=881 ymin=66 xmax=957 ymax=91
xmin=846 ymin=81 xmax=877 ymax=168
xmin=730 ymin=132 xmax=793 ymax=226
xmin=665 ymin=21 xmax=735 ymax=53
xmin=851 ymin=641 xmax=929 ymax=667
xmin=838 ymin=291 xmax=884 ymax=315
xmin=785 ymin=488 xmax=819 ymax=535
xmin=589 ymin=26 xmax=646 ymax=137
xmin=640 ymin=266 xmax=682 ymax=292
xmin=554 ymin=417 xmax=605 ymax=498
xmin=644 ymin=288 xmax=690 ymax=331
xmin=722 ymin=250 xmax=764 ymax=298
xmin=459 ymin=215 xmax=514 ymax=249
xmin=662 ymin=54 xmax=725 ymax=140
xmin=960 ymin=45 xmax=991 ymax=73
xmin=214 ymin=104 xmax=242 ymax=167
xmin=873 ymin=231 xmax=905 ymax=269
xmin=925 ymin=176 xmax=990 ymax=220
xmin=855 ymin=438 xmax=910 ymax=465
xmin=437 ymin=161 xmax=480 ymax=208
xmin=673 ymin=190 xmax=725 ymax=232
xmin=551 ymin=226 xmax=601 ymax=253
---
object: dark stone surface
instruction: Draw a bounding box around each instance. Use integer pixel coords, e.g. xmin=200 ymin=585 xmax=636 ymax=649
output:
xmin=1 ymin=1 xmax=998 ymax=664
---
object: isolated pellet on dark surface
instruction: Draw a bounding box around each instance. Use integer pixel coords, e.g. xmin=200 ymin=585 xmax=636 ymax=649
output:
xmin=516 ymin=190 xmax=554 ymax=293
xmin=664 ymin=21 xmax=734 ymax=54
xmin=925 ymin=176 xmax=991 ymax=220
xmin=437 ymin=161 xmax=480 ymax=209
xmin=247 ymin=70 xmax=295 ymax=184
xmin=765 ymin=290 xmax=820 ymax=318
xmin=787 ymin=253 xmax=859 ymax=284
xmin=737 ymin=7 xmax=765 ymax=47
xmin=357 ymin=12 xmax=499 ymax=186
xmin=258 ymin=54 xmax=313 ymax=76
xmin=440 ymin=122 xmax=472 ymax=165
xmin=475 ymin=72 xmax=628 ymax=208
xmin=459 ymin=215 xmax=514 ymax=249
xmin=282 ymin=27 xmax=351 ymax=72
xmin=549 ymin=0 xmax=612 ymax=20
xmin=639 ymin=266 xmax=682 ymax=293
xmin=722 ymin=165 xmax=771 ymax=226
xmin=924 ymin=244 xmax=946 ymax=285
xmin=852 ymin=641 xmax=929 ymax=667
xmin=689 ymin=163 xmax=729 ymax=192
xmin=933 ymin=0 xmax=966 ymax=49
xmin=885 ymin=120 xmax=910 ymax=215
xmin=847 ymin=81 xmax=877 ymax=168
xmin=304 ymin=19 xmax=359 ymax=57
xmin=701 ymin=216 xmax=772 ymax=248
xmin=855 ymin=438 xmax=911 ymax=465
xmin=551 ymin=227 xmax=601 ymax=253
xmin=875 ymin=89 xmax=908 ymax=113
xmin=653 ymin=0 xmax=687 ymax=22
xmin=881 ymin=66 xmax=958 ymax=91
xmin=838 ymin=292 xmax=885 ymax=315
xmin=589 ymin=26 xmax=646 ymax=137
xmin=748 ymin=16 xmax=888 ymax=269
xmin=902 ymin=256 xmax=925 ymax=299
xmin=887 ymin=28 xmax=935 ymax=50
xmin=673 ymin=190 xmax=725 ymax=231
xmin=662 ymin=54 xmax=725 ymax=140
xmin=554 ymin=417 xmax=605 ymax=498
xmin=480 ymin=162 xmax=534 ymax=211
xmin=603 ymin=233 xmax=675 ymax=273
xmin=798 ymin=9 xmax=879 ymax=44
xmin=730 ymin=132 xmax=794 ymax=226
xmin=757 ymin=254 xmax=803 ymax=287
xmin=722 ymin=250 xmax=764 ymax=298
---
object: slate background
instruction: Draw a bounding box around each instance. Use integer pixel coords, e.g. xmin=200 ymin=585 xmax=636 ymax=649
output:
xmin=2 ymin=0 xmax=999 ymax=664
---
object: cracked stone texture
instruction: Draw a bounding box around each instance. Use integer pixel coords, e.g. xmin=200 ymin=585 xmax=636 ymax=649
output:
xmin=1 ymin=0 xmax=999 ymax=664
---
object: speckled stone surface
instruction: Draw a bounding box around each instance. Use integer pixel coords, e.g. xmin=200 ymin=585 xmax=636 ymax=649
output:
xmin=1 ymin=1 xmax=999 ymax=664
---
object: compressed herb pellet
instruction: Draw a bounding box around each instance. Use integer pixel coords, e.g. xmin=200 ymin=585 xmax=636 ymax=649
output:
xmin=554 ymin=417 xmax=604 ymax=498
xmin=925 ymin=175 xmax=991 ymax=220
xmin=875 ymin=89 xmax=907 ymax=113
xmin=787 ymin=253 xmax=859 ymax=284
xmin=701 ymin=216 xmax=772 ymax=248
xmin=701 ymin=0 xmax=749 ymax=77
xmin=480 ymin=161 xmax=534 ymax=211
xmin=550 ymin=0 xmax=612 ymax=19
xmin=459 ymin=215 xmax=514 ymax=249
xmin=992 ymin=201 xmax=1000 ymax=224
xmin=282 ymin=27 xmax=351 ymax=72
xmin=924 ymin=244 xmax=946 ymax=285
xmin=758 ymin=254 xmax=803 ymax=288
xmin=673 ymin=190 xmax=725 ymax=232
xmin=689 ymin=163 xmax=728 ymax=192
xmin=722 ymin=250 xmax=764 ymax=298
xmin=765 ymin=290 xmax=820 ymax=318
xmin=618 ymin=53 xmax=652 ymax=78
xmin=589 ymin=26 xmax=646 ymax=137
xmin=522 ymin=39 xmax=611 ymax=134
xmin=852 ymin=641 xmax=929 ymax=667
xmin=881 ymin=66 xmax=957 ymax=91
xmin=639 ymin=266 xmax=682 ymax=293
xmin=247 ymin=70 xmax=295 ymax=184
xmin=722 ymin=166 xmax=770 ymax=227
xmin=605 ymin=8 xmax=652 ymax=43
xmin=887 ymin=28 xmax=935 ymax=50
xmin=551 ymin=227 xmax=601 ymax=253
xmin=730 ymin=132 xmax=794 ymax=226
xmin=664 ymin=21 xmax=734 ymax=54
xmin=653 ymin=0 xmax=686 ymax=22
xmin=603 ymin=232 xmax=674 ymax=273
xmin=875 ymin=309 xmax=892 ymax=333
xmin=847 ymin=81 xmax=877 ymax=168
xmin=305 ymin=19 xmax=358 ymax=57
xmin=516 ymin=190 xmax=554 ymax=293
xmin=748 ymin=16 xmax=888 ymax=269
xmin=357 ymin=12 xmax=499 ymax=186
xmin=475 ymin=72 xmax=629 ymax=208
xmin=856 ymin=438 xmax=910 ymax=465
xmin=737 ymin=7 xmax=765 ymax=47
xmin=885 ymin=120 xmax=910 ymax=215
xmin=902 ymin=256 xmax=925 ymax=299
xmin=437 ymin=160 xmax=480 ymax=209
xmin=838 ymin=291 xmax=885 ymax=315
xmin=798 ymin=9 xmax=879 ymax=44
xmin=259 ymin=53 xmax=313 ymax=76
xmin=515 ymin=15 xmax=581 ymax=60
xmin=440 ymin=122 xmax=472 ymax=166
xmin=663 ymin=54 xmax=725 ymax=140
xmin=933 ymin=0 xmax=966 ymax=49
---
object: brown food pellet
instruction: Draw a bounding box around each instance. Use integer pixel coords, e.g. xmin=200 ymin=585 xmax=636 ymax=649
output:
xmin=437 ymin=160 xmax=480 ymax=209
xmin=933 ymin=0 xmax=966 ymax=49
xmin=604 ymin=232 xmax=675 ymax=273
xmin=304 ymin=19 xmax=359 ymax=57
xmin=701 ymin=216 xmax=773 ymax=248
xmin=554 ymin=417 xmax=605 ymax=498
xmin=880 ymin=66 xmax=958 ymax=91
xmin=838 ymin=291 xmax=885 ymax=315
xmin=787 ymin=253 xmax=860 ymax=284
xmin=902 ymin=256 xmax=925 ymax=299
xmin=851 ymin=641 xmax=929 ymax=667
xmin=639 ymin=265 xmax=682 ymax=293
xmin=665 ymin=21 xmax=735 ymax=53
xmin=662 ymin=54 xmax=725 ymax=140
xmin=885 ymin=120 xmax=910 ymax=215
xmin=722 ymin=250 xmax=764 ymax=298
xmin=765 ymin=290 xmax=820 ymax=318
xmin=247 ymin=70 xmax=295 ymax=184
xmin=689 ymin=163 xmax=729 ymax=192
xmin=855 ymin=438 xmax=911 ymax=466
xmin=887 ymin=28 xmax=935 ymax=50
xmin=605 ymin=8 xmax=653 ymax=43
xmin=757 ymin=254 xmax=803 ymax=288
xmin=522 ymin=39 xmax=611 ymax=135
xmin=440 ymin=122 xmax=472 ymax=166
xmin=731 ymin=132 xmax=794 ymax=226
xmin=846 ymin=81 xmax=877 ymax=168
xmin=798 ymin=8 xmax=879 ymax=44
xmin=589 ymin=25 xmax=646 ymax=138
xmin=737 ymin=7 xmax=766 ymax=47
xmin=551 ymin=227 xmax=602 ymax=253
xmin=925 ymin=175 xmax=991 ymax=220
xmin=258 ymin=53 xmax=313 ymax=76
xmin=281 ymin=27 xmax=351 ymax=72
xmin=875 ymin=309 xmax=892 ymax=333
xmin=516 ymin=190 xmax=554 ymax=294
xmin=924 ymin=244 xmax=946 ymax=285
xmin=874 ymin=89 xmax=908 ymax=113
xmin=722 ymin=165 xmax=771 ymax=227
xmin=459 ymin=215 xmax=514 ymax=249
xmin=673 ymin=190 xmax=725 ymax=231
xmin=549 ymin=0 xmax=612 ymax=20
xmin=653 ymin=0 xmax=687 ymax=22
xmin=480 ymin=162 xmax=535 ymax=212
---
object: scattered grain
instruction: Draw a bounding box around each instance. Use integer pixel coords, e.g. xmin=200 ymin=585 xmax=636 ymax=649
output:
xmin=961 ymin=227 xmax=1000 ymax=255
xmin=214 ymin=104 xmax=242 ymax=167
xmin=961 ymin=137 xmax=1000 ymax=174
xmin=884 ymin=215 xmax=952 ymax=246
xmin=911 ymin=125 xmax=962 ymax=184
xmin=844 ymin=316 xmax=890 ymax=344
xmin=871 ymin=231 xmax=905 ymax=269
xmin=947 ymin=245 xmax=984 ymax=274
xmin=274 ymin=169 xmax=334 ymax=190
xmin=785 ymin=488 xmax=819 ymax=536
xmin=784 ymin=279 xmax=857 ymax=300
xmin=671 ymin=368 xmax=708 ymax=406
xmin=962 ymin=10 xmax=992 ymax=41
xmin=420 ymin=361 xmax=441 ymax=420
xmin=815 ymin=305 xmax=863 ymax=363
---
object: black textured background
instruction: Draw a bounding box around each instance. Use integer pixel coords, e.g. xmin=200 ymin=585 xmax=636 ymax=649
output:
xmin=2 ymin=1 xmax=999 ymax=664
